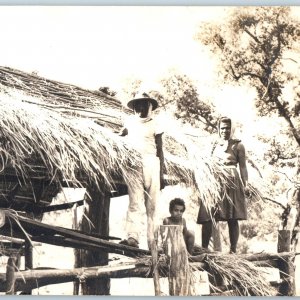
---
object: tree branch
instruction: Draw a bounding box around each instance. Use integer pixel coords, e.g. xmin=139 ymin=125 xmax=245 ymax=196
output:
xmin=244 ymin=28 xmax=261 ymax=44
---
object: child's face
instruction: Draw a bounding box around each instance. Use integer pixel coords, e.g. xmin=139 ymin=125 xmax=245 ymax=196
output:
xmin=170 ymin=204 xmax=185 ymax=220
xmin=133 ymin=100 xmax=151 ymax=118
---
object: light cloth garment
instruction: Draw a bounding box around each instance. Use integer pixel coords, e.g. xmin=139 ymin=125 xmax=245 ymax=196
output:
xmin=123 ymin=116 xmax=163 ymax=244
xmin=126 ymin=155 xmax=160 ymax=243
xmin=124 ymin=116 xmax=163 ymax=156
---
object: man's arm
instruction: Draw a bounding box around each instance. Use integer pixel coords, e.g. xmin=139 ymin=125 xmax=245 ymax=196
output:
xmin=155 ymin=133 xmax=165 ymax=190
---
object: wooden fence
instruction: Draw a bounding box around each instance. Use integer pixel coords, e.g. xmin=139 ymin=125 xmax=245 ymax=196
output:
xmin=0 ymin=210 xmax=298 ymax=296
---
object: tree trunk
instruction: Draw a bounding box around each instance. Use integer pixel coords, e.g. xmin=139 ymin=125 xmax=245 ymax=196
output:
xmin=76 ymin=184 xmax=111 ymax=295
xmin=277 ymin=230 xmax=295 ymax=296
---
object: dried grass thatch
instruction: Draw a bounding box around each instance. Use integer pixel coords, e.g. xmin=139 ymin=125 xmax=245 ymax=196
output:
xmin=0 ymin=66 xmax=263 ymax=211
xmin=203 ymin=254 xmax=277 ymax=296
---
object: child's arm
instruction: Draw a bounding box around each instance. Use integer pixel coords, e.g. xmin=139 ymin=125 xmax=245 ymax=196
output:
xmin=182 ymin=218 xmax=188 ymax=236
xmin=155 ymin=133 xmax=165 ymax=190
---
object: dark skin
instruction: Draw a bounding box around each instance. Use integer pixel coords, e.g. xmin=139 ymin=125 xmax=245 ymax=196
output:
xmin=155 ymin=133 xmax=165 ymax=190
xmin=163 ymin=204 xmax=195 ymax=254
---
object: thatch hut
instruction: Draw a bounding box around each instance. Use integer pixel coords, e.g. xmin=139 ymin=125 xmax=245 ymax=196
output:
xmin=0 ymin=66 xmax=228 ymax=294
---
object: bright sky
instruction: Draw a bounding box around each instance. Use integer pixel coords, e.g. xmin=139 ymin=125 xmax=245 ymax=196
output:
xmin=0 ymin=6 xmax=297 ymax=130
xmin=0 ymin=6 xmax=225 ymax=88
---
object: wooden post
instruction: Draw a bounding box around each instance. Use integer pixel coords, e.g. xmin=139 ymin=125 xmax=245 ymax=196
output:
xmin=294 ymin=230 xmax=300 ymax=296
xmin=6 ymin=254 xmax=18 ymax=295
xmin=149 ymin=237 xmax=161 ymax=296
xmin=277 ymin=229 xmax=295 ymax=296
xmin=25 ymin=240 xmax=33 ymax=270
xmin=20 ymin=239 xmax=34 ymax=295
xmin=212 ymin=223 xmax=222 ymax=252
xmin=160 ymin=225 xmax=191 ymax=296
xmin=76 ymin=184 xmax=111 ymax=295
xmin=72 ymin=202 xmax=80 ymax=295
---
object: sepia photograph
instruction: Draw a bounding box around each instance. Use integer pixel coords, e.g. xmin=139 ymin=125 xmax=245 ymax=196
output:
xmin=0 ymin=5 xmax=299 ymax=296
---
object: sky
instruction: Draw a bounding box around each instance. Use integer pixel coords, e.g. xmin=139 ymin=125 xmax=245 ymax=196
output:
xmin=0 ymin=6 xmax=298 ymax=129
xmin=0 ymin=6 xmax=225 ymax=88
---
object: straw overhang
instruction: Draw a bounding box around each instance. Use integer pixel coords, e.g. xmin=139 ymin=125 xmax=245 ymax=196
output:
xmin=0 ymin=66 xmax=232 ymax=213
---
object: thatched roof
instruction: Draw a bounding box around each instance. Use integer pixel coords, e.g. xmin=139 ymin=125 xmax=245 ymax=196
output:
xmin=0 ymin=66 xmax=228 ymax=213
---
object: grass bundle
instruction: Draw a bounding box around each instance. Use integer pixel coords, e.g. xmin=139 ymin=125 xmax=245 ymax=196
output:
xmin=0 ymin=66 xmax=265 ymax=212
xmin=204 ymin=254 xmax=277 ymax=296
xmin=0 ymin=87 xmax=143 ymax=191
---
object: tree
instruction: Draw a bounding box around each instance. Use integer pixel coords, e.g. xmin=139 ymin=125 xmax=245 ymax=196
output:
xmin=158 ymin=72 xmax=218 ymax=132
xmin=196 ymin=6 xmax=300 ymax=245
xmin=197 ymin=7 xmax=300 ymax=152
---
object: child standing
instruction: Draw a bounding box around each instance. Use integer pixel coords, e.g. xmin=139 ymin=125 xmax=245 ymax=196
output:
xmin=119 ymin=92 xmax=165 ymax=250
xmin=163 ymin=198 xmax=195 ymax=254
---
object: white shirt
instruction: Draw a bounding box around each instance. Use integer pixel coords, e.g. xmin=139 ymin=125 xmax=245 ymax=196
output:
xmin=124 ymin=116 xmax=163 ymax=156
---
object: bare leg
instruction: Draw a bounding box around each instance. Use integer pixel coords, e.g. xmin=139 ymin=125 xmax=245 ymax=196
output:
xmin=228 ymin=219 xmax=239 ymax=253
xmin=184 ymin=230 xmax=195 ymax=255
xmin=202 ymin=221 xmax=213 ymax=249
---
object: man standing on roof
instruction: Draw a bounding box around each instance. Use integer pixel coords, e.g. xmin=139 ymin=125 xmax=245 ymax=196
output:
xmin=119 ymin=92 xmax=165 ymax=251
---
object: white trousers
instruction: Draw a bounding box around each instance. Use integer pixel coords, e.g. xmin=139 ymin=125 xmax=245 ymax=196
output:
xmin=126 ymin=155 xmax=160 ymax=246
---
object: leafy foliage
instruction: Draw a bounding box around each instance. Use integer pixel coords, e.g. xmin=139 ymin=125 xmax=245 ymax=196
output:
xmin=159 ymin=72 xmax=218 ymax=132
xmin=196 ymin=7 xmax=300 ymax=151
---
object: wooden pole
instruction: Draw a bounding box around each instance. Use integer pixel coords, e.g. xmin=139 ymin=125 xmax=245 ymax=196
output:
xmin=20 ymin=239 xmax=34 ymax=295
xmin=5 ymin=254 xmax=18 ymax=295
xmin=0 ymin=264 xmax=155 ymax=292
xmin=212 ymin=223 xmax=222 ymax=252
xmin=76 ymin=184 xmax=111 ymax=295
xmin=294 ymin=230 xmax=300 ymax=296
xmin=160 ymin=225 xmax=191 ymax=296
xmin=277 ymin=229 xmax=295 ymax=296
xmin=72 ymin=202 xmax=80 ymax=295
xmin=150 ymin=238 xmax=161 ymax=296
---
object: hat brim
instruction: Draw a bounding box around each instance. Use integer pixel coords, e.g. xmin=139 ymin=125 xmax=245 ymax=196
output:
xmin=127 ymin=97 xmax=158 ymax=111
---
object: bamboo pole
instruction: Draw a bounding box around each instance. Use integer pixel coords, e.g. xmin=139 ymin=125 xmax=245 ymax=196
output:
xmin=160 ymin=225 xmax=191 ymax=296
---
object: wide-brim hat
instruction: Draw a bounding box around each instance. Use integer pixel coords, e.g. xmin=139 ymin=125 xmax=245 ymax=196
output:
xmin=127 ymin=93 xmax=158 ymax=111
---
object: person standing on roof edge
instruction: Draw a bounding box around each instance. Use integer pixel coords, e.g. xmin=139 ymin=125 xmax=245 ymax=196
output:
xmin=119 ymin=92 xmax=165 ymax=250
xmin=197 ymin=116 xmax=249 ymax=254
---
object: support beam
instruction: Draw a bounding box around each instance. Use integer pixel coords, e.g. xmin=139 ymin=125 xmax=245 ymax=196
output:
xmin=21 ymin=239 xmax=33 ymax=295
xmin=5 ymin=254 xmax=18 ymax=294
xmin=76 ymin=185 xmax=111 ymax=295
